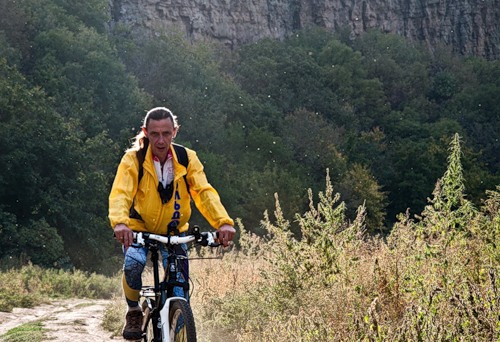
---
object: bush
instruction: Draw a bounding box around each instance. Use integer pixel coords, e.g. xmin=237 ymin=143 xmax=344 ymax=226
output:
xmin=0 ymin=264 xmax=120 ymax=312
xmin=195 ymin=134 xmax=499 ymax=341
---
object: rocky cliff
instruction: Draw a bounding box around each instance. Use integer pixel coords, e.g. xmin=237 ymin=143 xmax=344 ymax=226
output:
xmin=110 ymin=0 xmax=499 ymax=59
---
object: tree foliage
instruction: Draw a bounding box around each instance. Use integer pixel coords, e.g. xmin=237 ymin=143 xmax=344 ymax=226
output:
xmin=0 ymin=2 xmax=498 ymax=273
xmin=0 ymin=0 xmax=147 ymax=273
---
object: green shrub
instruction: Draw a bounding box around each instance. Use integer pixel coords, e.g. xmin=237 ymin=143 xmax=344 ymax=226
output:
xmin=0 ymin=322 xmax=47 ymax=342
xmin=198 ymin=134 xmax=499 ymax=341
xmin=0 ymin=264 xmax=120 ymax=312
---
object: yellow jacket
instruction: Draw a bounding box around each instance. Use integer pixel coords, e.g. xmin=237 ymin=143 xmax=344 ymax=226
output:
xmin=108 ymin=144 xmax=234 ymax=234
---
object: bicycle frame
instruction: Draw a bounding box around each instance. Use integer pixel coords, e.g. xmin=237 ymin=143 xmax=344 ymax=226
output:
xmin=135 ymin=229 xmax=218 ymax=341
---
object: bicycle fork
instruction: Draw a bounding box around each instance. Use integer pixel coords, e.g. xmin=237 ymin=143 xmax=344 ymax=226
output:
xmin=144 ymin=243 xmax=189 ymax=341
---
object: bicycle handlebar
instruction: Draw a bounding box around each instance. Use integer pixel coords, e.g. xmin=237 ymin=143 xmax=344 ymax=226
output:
xmin=133 ymin=227 xmax=220 ymax=248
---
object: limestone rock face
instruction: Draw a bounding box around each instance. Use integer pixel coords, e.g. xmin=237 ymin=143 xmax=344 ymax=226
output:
xmin=110 ymin=0 xmax=499 ymax=59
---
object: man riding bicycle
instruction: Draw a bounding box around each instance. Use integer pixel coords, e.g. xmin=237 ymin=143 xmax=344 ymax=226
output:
xmin=108 ymin=107 xmax=235 ymax=340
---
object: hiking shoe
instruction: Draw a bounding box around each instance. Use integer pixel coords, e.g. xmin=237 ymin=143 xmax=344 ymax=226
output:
xmin=122 ymin=307 xmax=143 ymax=340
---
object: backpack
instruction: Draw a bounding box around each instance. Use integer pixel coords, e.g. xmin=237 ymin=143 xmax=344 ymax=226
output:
xmin=129 ymin=143 xmax=190 ymax=220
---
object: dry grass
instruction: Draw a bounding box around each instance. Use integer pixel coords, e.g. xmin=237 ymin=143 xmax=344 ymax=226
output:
xmin=0 ymin=265 xmax=120 ymax=313
xmin=195 ymin=175 xmax=499 ymax=341
xmin=101 ymin=155 xmax=499 ymax=341
xmin=101 ymin=245 xmax=264 ymax=341
xmin=102 ymin=221 xmax=498 ymax=342
xmin=190 ymin=246 xmax=264 ymax=342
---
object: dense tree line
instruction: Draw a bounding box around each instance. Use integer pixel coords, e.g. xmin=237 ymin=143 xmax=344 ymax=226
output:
xmin=0 ymin=0 xmax=148 ymax=273
xmin=0 ymin=0 xmax=498 ymax=273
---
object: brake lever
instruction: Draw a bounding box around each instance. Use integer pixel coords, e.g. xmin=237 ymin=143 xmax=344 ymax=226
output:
xmin=199 ymin=231 xmax=220 ymax=247
xmin=134 ymin=232 xmax=145 ymax=246
xmin=210 ymin=231 xmax=221 ymax=247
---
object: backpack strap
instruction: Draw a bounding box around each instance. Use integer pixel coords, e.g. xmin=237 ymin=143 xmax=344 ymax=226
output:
xmin=172 ymin=143 xmax=188 ymax=168
xmin=172 ymin=143 xmax=190 ymax=195
xmin=136 ymin=140 xmax=148 ymax=184
xmin=130 ymin=140 xmax=148 ymax=220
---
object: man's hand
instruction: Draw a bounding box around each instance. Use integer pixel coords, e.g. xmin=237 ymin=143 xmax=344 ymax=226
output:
xmin=217 ymin=224 xmax=236 ymax=247
xmin=114 ymin=223 xmax=134 ymax=248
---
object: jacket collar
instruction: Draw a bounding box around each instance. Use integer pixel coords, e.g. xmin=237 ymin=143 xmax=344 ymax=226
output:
xmin=142 ymin=144 xmax=187 ymax=181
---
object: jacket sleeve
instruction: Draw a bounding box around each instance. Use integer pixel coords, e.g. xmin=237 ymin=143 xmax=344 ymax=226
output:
xmin=108 ymin=152 xmax=139 ymax=229
xmin=186 ymin=150 xmax=234 ymax=229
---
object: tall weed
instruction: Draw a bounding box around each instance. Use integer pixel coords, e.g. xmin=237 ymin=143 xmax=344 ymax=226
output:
xmin=199 ymin=134 xmax=499 ymax=341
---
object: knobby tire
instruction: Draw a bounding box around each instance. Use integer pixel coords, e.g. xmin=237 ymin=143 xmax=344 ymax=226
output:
xmin=169 ymin=300 xmax=196 ymax=342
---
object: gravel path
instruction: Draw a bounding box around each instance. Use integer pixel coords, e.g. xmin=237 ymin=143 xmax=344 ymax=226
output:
xmin=0 ymin=299 xmax=122 ymax=341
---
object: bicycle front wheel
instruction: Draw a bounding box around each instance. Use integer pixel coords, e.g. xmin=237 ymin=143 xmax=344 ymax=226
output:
xmin=169 ymin=300 xmax=196 ymax=342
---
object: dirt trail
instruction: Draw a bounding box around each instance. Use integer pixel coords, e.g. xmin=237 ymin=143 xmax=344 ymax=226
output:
xmin=0 ymin=299 xmax=121 ymax=341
